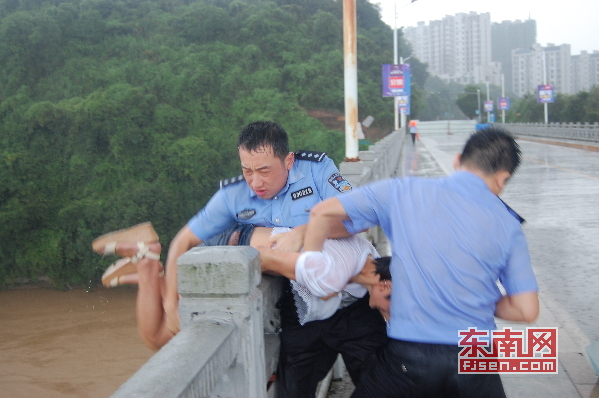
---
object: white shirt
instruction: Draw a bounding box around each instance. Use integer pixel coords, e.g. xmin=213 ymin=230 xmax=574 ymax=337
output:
xmin=295 ymin=235 xmax=379 ymax=298
xmin=271 ymin=228 xmax=379 ymax=324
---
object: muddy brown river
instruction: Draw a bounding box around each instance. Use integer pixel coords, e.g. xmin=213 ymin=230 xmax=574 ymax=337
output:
xmin=0 ymin=287 xmax=153 ymax=397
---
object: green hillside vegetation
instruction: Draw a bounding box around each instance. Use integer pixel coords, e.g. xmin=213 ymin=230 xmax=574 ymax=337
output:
xmin=0 ymin=0 xmax=422 ymax=288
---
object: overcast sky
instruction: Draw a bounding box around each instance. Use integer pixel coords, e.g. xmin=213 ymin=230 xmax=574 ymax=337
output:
xmin=371 ymin=0 xmax=599 ymax=55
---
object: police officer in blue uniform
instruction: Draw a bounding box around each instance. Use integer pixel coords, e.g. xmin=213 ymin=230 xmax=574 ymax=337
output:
xmin=163 ymin=121 xmax=387 ymax=398
xmin=187 ymin=150 xmax=351 ymax=242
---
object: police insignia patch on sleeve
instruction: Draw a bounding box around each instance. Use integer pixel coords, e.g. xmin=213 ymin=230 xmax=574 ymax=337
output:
xmin=327 ymin=172 xmax=352 ymax=193
xmin=294 ymin=150 xmax=326 ymax=162
xmin=219 ymin=175 xmax=245 ymax=189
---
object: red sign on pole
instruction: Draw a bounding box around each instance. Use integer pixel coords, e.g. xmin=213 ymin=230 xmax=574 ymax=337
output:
xmin=389 ymin=76 xmax=404 ymax=89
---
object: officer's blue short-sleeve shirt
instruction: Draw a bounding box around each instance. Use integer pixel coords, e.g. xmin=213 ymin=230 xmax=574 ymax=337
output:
xmin=188 ymin=152 xmax=351 ymax=241
xmin=337 ymin=172 xmax=538 ymax=345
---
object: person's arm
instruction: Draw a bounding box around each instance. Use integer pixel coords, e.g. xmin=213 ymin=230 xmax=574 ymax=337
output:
xmin=258 ymin=246 xmax=301 ymax=278
xmin=163 ymin=225 xmax=202 ymax=334
xmin=303 ymin=197 xmax=349 ymax=252
xmin=494 ymin=291 xmax=539 ymax=323
xmin=268 ymin=220 xmax=350 ymax=252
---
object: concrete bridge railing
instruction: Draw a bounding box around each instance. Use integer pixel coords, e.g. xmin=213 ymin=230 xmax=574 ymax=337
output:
xmin=111 ymin=130 xmax=407 ymax=398
xmin=402 ymin=120 xmax=599 ymax=145
xmin=112 ymin=247 xmax=284 ymax=398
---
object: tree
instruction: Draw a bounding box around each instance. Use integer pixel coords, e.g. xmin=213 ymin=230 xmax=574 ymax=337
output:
xmin=0 ymin=0 xmax=413 ymax=287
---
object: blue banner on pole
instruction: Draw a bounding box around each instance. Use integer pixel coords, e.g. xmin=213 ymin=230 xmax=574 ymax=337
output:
xmin=382 ymin=64 xmax=411 ymax=97
xmin=398 ymin=95 xmax=410 ymax=115
xmin=537 ymin=85 xmax=555 ymax=103
xmin=484 ymin=100 xmax=494 ymax=112
xmin=498 ymin=97 xmax=510 ymax=110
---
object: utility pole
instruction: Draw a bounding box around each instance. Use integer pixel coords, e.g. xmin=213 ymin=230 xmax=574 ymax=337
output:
xmin=542 ymin=50 xmax=548 ymax=124
xmin=501 ymin=74 xmax=505 ymax=123
xmin=485 ymin=81 xmax=490 ymax=123
xmin=393 ymin=0 xmax=418 ymax=133
xmin=393 ymin=3 xmax=399 ymax=132
xmin=477 ymin=89 xmax=481 ymax=124
xmin=531 ymin=45 xmax=549 ymax=124
xmin=343 ymin=0 xmax=359 ymax=159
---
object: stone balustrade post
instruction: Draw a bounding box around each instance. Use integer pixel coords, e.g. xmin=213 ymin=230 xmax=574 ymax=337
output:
xmin=178 ymin=246 xmax=268 ymax=397
xmin=111 ymin=246 xmax=276 ymax=398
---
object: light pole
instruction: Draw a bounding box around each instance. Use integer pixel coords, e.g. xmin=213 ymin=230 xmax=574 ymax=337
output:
xmin=541 ymin=50 xmax=548 ymax=124
xmin=477 ymin=89 xmax=481 ymax=124
xmin=531 ymin=46 xmax=549 ymax=124
xmin=501 ymin=73 xmax=505 ymax=123
xmin=393 ymin=3 xmax=399 ymax=131
xmin=400 ymin=54 xmax=412 ymax=131
xmin=393 ymin=0 xmax=418 ymax=132
xmin=485 ymin=81 xmax=490 ymax=123
xmin=343 ymin=0 xmax=358 ymax=159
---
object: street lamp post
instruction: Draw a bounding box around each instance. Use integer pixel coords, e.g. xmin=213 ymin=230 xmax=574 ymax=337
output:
xmin=485 ymin=81 xmax=490 ymax=123
xmin=393 ymin=3 xmax=399 ymax=131
xmin=393 ymin=0 xmax=418 ymax=133
xmin=531 ymin=46 xmax=549 ymax=124
xmin=501 ymin=73 xmax=505 ymax=123
xmin=400 ymin=54 xmax=412 ymax=132
xmin=541 ymin=50 xmax=548 ymax=124
xmin=477 ymin=89 xmax=481 ymax=124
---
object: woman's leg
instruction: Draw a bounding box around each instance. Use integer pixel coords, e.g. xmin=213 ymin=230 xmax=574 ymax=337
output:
xmin=104 ymin=242 xmax=175 ymax=351
xmin=99 ymin=227 xmax=295 ymax=350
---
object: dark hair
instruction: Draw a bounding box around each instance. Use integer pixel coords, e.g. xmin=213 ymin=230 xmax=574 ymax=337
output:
xmin=237 ymin=121 xmax=289 ymax=161
xmin=373 ymin=256 xmax=391 ymax=281
xmin=460 ymin=127 xmax=522 ymax=175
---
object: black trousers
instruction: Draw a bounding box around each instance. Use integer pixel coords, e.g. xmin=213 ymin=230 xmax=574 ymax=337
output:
xmin=352 ymin=339 xmax=507 ymax=398
xmin=275 ymin=281 xmax=388 ymax=398
xmin=200 ymin=222 xmax=255 ymax=246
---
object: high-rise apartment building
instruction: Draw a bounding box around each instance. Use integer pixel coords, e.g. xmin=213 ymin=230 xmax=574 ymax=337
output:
xmin=491 ymin=19 xmax=537 ymax=93
xmin=404 ymin=12 xmax=495 ymax=85
xmin=512 ymin=43 xmax=572 ymax=97
xmin=571 ymin=51 xmax=599 ymax=93
xmin=406 ymin=12 xmax=594 ymax=97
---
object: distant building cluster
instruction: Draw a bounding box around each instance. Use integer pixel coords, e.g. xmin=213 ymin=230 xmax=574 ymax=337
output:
xmin=404 ymin=12 xmax=599 ymax=97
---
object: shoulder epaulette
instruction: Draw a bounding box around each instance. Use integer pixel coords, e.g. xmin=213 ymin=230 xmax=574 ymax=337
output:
xmin=219 ymin=175 xmax=245 ymax=189
xmin=294 ymin=150 xmax=327 ymax=162
xmin=498 ymin=198 xmax=525 ymax=224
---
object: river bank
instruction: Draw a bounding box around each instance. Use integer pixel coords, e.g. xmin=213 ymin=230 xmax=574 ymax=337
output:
xmin=0 ymin=286 xmax=152 ymax=397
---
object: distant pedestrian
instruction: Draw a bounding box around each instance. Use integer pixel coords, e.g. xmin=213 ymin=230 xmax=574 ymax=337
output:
xmin=409 ymin=120 xmax=418 ymax=144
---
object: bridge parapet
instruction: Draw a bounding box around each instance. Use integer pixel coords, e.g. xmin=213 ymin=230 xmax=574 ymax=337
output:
xmin=112 ymin=246 xmax=283 ymax=398
xmin=340 ymin=130 xmax=404 ymax=187
xmin=506 ymin=122 xmax=599 ymax=142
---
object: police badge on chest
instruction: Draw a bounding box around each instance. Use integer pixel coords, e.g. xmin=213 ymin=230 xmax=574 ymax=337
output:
xmin=291 ymin=187 xmax=314 ymax=200
xmin=237 ymin=209 xmax=256 ymax=220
